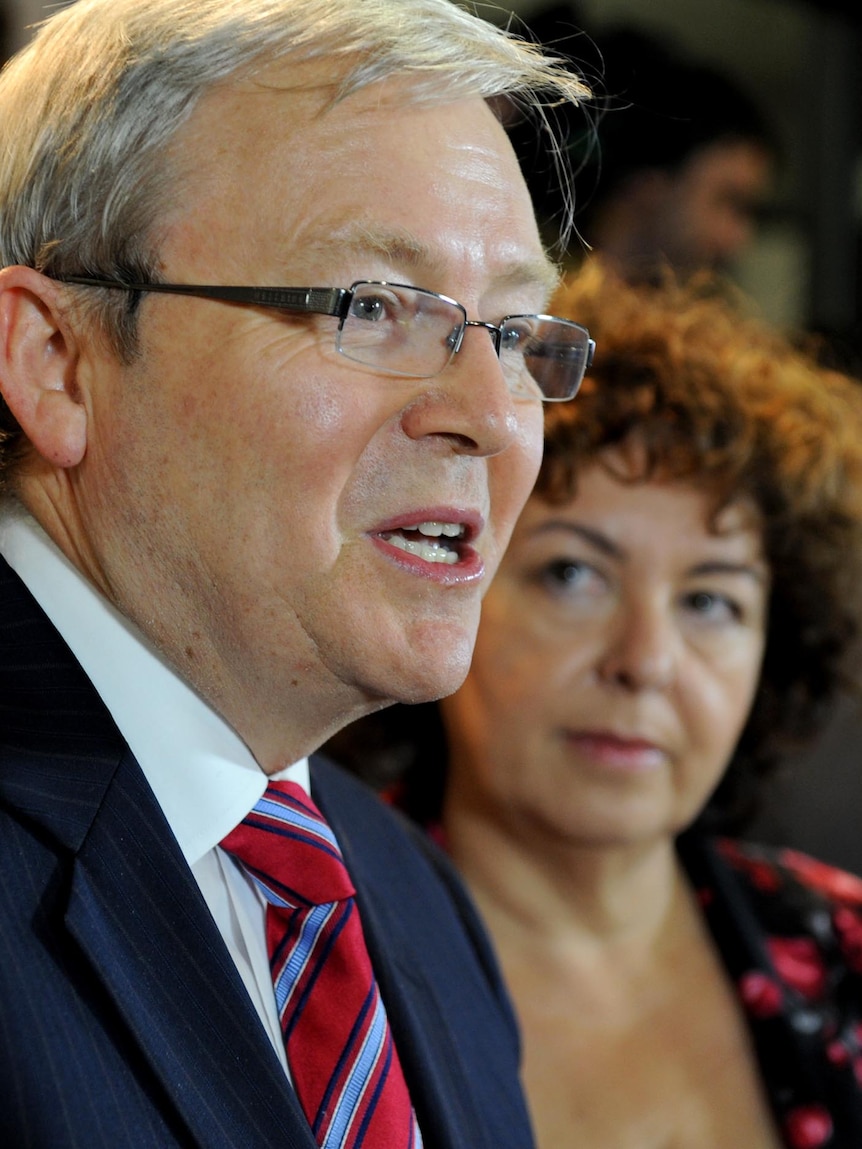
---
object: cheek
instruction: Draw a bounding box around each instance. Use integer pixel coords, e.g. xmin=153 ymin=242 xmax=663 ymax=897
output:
xmin=687 ymin=651 xmax=763 ymax=768
xmin=488 ymin=407 xmax=544 ymax=530
xmin=467 ymin=608 xmax=558 ymax=724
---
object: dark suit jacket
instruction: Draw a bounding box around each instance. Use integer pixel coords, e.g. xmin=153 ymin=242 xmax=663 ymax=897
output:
xmin=0 ymin=557 xmax=534 ymax=1148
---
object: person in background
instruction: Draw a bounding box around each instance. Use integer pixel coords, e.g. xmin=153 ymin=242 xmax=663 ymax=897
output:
xmin=0 ymin=0 xmax=594 ymax=1145
xmin=512 ymin=12 xmax=777 ymax=280
xmin=329 ymin=260 xmax=862 ymax=1149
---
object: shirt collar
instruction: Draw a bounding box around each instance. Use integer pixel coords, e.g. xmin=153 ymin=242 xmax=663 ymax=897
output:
xmin=0 ymin=502 xmax=309 ymax=864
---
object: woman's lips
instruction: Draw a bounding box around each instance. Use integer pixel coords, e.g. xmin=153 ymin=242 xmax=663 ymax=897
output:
xmin=563 ymin=731 xmax=667 ymax=772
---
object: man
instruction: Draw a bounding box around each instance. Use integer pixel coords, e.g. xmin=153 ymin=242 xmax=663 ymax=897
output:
xmin=0 ymin=0 xmax=591 ymax=1146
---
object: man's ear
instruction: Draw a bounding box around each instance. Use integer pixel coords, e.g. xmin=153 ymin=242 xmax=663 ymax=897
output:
xmin=0 ymin=264 xmax=87 ymax=469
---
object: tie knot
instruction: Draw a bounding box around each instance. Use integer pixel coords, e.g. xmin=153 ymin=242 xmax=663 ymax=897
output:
xmin=221 ymin=779 xmax=355 ymax=908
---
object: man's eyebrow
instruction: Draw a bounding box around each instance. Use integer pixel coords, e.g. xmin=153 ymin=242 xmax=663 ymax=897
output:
xmin=303 ymin=227 xmax=560 ymax=300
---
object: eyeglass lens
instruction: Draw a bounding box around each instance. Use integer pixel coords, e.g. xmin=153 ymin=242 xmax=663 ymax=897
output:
xmin=336 ymin=282 xmax=589 ymax=400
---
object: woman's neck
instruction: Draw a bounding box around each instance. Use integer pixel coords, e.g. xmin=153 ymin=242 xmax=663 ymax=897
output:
xmin=443 ymin=795 xmax=691 ymax=978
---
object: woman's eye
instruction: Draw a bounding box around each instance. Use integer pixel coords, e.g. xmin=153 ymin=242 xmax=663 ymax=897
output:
xmin=540 ymin=559 xmax=596 ymax=593
xmin=684 ymin=590 xmax=741 ymax=623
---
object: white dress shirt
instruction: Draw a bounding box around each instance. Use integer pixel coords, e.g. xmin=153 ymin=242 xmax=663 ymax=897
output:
xmin=0 ymin=501 xmax=307 ymax=1074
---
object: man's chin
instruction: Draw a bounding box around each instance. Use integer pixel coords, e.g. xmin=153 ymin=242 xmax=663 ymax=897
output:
xmin=361 ymin=648 xmax=475 ymax=710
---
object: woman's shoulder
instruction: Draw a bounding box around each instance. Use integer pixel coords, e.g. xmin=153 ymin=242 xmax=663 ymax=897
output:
xmin=699 ymin=837 xmax=862 ymax=991
xmin=714 ymin=836 xmax=862 ymax=909
xmin=693 ymin=838 xmax=862 ymax=1142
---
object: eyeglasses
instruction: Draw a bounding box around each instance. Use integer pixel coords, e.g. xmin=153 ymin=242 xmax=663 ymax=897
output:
xmin=57 ymin=276 xmax=594 ymax=402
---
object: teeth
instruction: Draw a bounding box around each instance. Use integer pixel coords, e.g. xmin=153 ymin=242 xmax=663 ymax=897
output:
xmin=402 ymin=521 xmax=465 ymax=538
xmin=382 ymin=533 xmax=460 ymax=565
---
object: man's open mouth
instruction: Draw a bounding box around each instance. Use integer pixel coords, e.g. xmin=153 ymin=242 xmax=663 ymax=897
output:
xmin=379 ymin=521 xmax=465 ymax=565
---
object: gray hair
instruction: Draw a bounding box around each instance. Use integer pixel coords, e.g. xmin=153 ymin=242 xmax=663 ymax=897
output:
xmin=0 ymin=0 xmax=589 ymax=361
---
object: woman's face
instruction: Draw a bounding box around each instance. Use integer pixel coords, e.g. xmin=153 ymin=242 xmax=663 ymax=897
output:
xmin=441 ymin=459 xmax=770 ymax=850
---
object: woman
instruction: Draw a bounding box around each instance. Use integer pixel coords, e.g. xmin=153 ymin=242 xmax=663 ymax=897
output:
xmin=328 ymin=262 xmax=862 ymax=1148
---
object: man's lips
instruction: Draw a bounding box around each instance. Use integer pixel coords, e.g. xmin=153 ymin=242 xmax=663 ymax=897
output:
xmin=369 ymin=508 xmax=485 ymax=582
xmin=563 ymin=730 xmax=668 ymax=772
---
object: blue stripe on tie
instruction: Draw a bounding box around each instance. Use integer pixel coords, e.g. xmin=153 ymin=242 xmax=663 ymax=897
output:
xmin=313 ymin=979 xmax=375 ymax=1138
xmin=282 ymin=901 xmax=352 ymax=1039
xmin=323 ymin=988 xmax=389 ymax=1148
xmin=350 ymin=1026 xmax=393 ymax=1147
xmin=255 ymin=794 xmax=341 ymax=853
xmin=273 ymin=901 xmax=334 ymax=1016
xmin=247 ymin=866 xmax=300 ymax=910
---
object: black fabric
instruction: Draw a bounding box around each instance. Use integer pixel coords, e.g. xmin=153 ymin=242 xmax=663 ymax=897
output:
xmin=680 ymin=834 xmax=862 ymax=1148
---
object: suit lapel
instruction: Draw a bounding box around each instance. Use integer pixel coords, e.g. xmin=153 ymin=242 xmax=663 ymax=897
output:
xmin=0 ymin=559 xmax=314 ymax=1148
xmin=66 ymin=753 xmax=316 ymax=1149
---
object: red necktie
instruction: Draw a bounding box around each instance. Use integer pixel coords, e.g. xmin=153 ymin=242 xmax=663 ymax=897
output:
xmin=220 ymin=780 xmax=422 ymax=1149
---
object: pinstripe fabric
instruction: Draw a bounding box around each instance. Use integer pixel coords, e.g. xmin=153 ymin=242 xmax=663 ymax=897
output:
xmin=0 ymin=557 xmax=535 ymax=1148
xmin=221 ymin=781 xmax=422 ymax=1149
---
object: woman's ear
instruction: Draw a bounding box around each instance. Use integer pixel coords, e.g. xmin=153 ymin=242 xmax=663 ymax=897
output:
xmin=0 ymin=265 xmax=87 ymax=469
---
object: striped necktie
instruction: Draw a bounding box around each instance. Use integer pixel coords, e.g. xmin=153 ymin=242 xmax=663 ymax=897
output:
xmin=220 ymin=780 xmax=422 ymax=1149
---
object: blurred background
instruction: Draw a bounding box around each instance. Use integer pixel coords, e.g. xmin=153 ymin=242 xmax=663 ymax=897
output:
xmin=5 ymin=0 xmax=859 ymax=361
xmin=495 ymin=0 xmax=862 ymax=351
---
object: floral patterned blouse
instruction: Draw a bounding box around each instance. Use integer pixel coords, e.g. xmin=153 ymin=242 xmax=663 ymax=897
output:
xmin=678 ymin=834 xmax=862 ymax=1149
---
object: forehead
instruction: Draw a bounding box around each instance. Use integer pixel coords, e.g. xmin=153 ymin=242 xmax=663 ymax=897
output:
xmin=519 ymin=464 xmax=765 ymax=555
xmin=158 ymin=68 xmax=556 ymax=300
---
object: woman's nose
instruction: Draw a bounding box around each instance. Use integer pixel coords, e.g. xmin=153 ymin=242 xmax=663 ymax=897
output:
xmin=596 ymin=601 xmax=677 ymax=692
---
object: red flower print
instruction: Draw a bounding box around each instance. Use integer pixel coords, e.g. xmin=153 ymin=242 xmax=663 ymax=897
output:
xmin=767 ymin=937 xmax=826 ymax=1000
xmin=783 ymin=849 xmax=862 ymax=905
xmin=738 ymin=970 xmax=783 ymax=1018
xmin=784 ymin=1104 xmax=833 ymax=1148
xmin=826 ymin=1039 xmax=850 ymax=1067
xmin=833 ymin=908 xmax=862 ymax=974
xmin=717 ymin=840 xmax=781 ymax=892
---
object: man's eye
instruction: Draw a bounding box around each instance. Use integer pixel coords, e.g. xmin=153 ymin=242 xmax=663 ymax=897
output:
xmin=350 ymin=295 xmax=388 ymax=323
xmin=500 ymin=322 xmax=533 ymax=353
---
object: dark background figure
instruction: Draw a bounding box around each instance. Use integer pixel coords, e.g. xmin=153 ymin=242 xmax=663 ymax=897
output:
xmin=511 ymin=11 xmax=778 ymax=282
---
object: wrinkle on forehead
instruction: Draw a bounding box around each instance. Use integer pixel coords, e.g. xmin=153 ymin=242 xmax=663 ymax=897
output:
xmin=161 ymin=76 xmax=553 ymax=308
xmin=301 ymin=226 xmax=559 ymax=298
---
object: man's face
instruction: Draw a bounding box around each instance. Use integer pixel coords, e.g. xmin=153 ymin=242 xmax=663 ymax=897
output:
xmin=75 ymin=73 xmax=550 ymax=766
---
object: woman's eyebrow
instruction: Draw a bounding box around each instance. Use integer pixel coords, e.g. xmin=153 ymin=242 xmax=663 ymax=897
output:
xmin=529 ymin=520 xmax=622 ymax=559
xmin=687 ymin=559 xmax=769 ymax=583
xmin=529 ymin=524 xmax=770 ymax=583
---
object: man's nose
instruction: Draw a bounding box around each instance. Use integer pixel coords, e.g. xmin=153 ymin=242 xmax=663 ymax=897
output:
xmin=399 ymin=324 xmax=530 ymax=458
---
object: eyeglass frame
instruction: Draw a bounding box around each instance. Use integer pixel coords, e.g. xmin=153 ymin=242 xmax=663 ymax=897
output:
xmin=54 ymin=275 xmax=594 ymax=402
